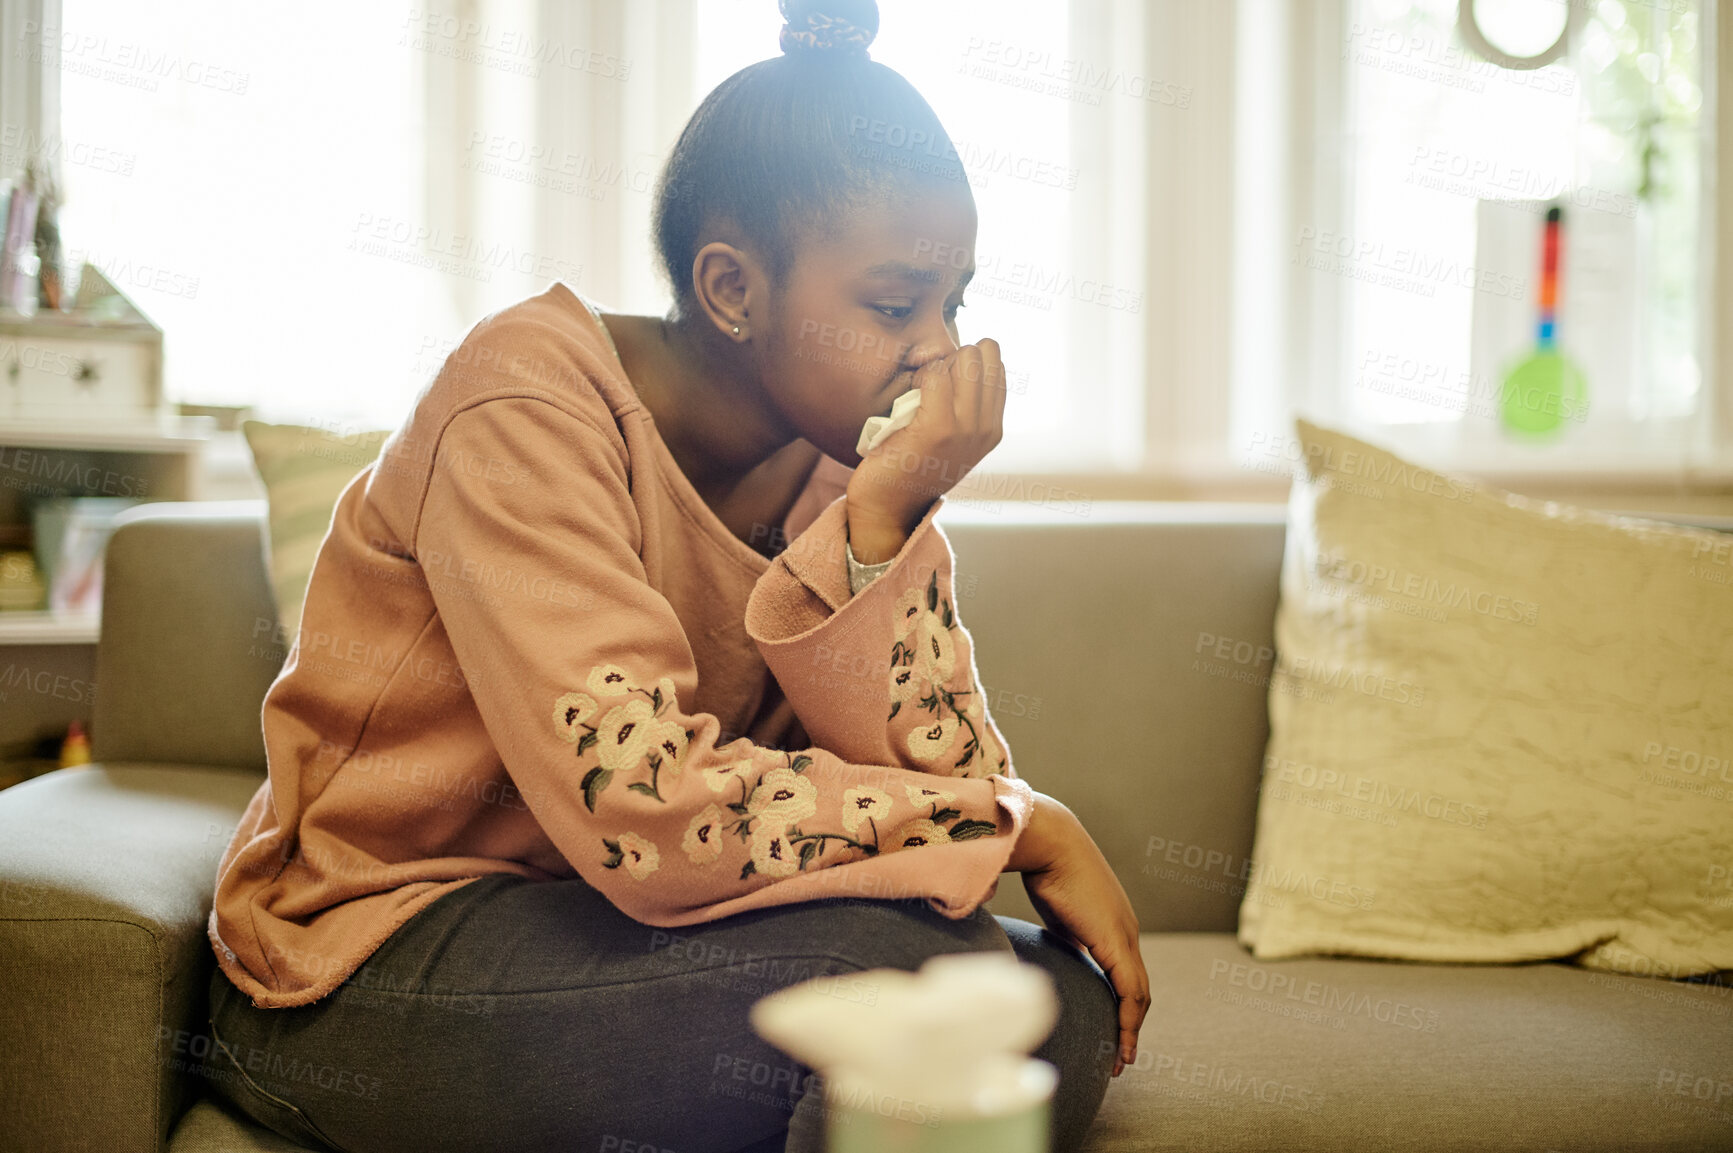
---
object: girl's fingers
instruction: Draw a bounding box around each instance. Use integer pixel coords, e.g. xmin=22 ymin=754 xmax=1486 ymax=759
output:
xmin=921 ymin=353 xmax=955 ymax=424
xmin=980 ymin=338 xmax=1006 ymax=432
xmin=1059 ymin=896 xmax=1149 ymax=1074
xmin=1081 ymin=936 xmax=1148 ymax=1076
xmin=950 ymin=345 xmax=983 ymax=432
xmin=1053 ymin=901 xmax=1148 ymax=1064
xmin=1109 ymin=942 xmax=1151 ymax=1069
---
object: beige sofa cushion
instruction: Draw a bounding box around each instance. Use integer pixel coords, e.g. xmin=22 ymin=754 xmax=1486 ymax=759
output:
xmin=241 ymin=421 xmax=389 ymax=642
xmin=1082 ymin=933 xmax=1733 ymax=1153
xmin=0 ymin=765 xmax=267 ymax=1153
xmin=1239 ymin=419 xmax=1733 ymax=977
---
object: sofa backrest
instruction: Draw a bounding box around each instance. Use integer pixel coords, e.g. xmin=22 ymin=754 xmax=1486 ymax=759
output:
xmin=945 ymin=503 xmax=1733 ymax=935
xmin=102 ymin=497 xmax=1726 ymax=936
xmin=944 ymin=504 xmax=1289 ymax=934
xmin=95 ymin=500 xmax=284 ymax=773
xmin=94 ymin=498 xmax=1289 ymax=931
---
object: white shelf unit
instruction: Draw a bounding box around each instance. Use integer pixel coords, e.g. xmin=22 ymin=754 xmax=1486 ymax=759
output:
xmin=0 ymin=415 xmax=215 ymax=645
xmin=0 ymin=608 xmax=99 ymax=644
xmin=0 ymin=415 xmax=215 ymax=452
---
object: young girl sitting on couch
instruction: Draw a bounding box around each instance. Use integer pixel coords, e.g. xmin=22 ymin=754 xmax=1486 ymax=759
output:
xmin=205 ymin=3 xmax=1148 ymax=1150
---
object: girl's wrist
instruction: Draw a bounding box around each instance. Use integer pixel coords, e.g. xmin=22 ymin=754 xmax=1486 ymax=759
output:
xmin=845 ymin=500 xmax=915 ymax=565
xmin=846 ymin=469 xmax=928 ymax=530
xmin=1006 ymin=791 xmax=1071 ymax=874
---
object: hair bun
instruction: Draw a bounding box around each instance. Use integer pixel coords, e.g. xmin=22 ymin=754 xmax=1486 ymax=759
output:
xmin=778 ymin=0 xmax=878 ymax=58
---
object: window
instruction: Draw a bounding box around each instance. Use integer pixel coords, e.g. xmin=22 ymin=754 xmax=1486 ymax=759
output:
xmin=51 ymin=0 xmax=1154 ymax=474
xmin=1308 ymin=0 xmax=1713 ymax=468
xmin=37 ymin=1 xmax=1729 ymax=487
xmin=56 ymin=0 xmax=454 ymax=433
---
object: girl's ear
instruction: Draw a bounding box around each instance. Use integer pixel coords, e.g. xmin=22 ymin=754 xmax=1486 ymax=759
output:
xmin=692 ymin=241 xmax=762 ymax=344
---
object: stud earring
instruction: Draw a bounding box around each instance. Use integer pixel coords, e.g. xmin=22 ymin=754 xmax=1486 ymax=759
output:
xmin=732 ymin=325 xmax=742 ymax=337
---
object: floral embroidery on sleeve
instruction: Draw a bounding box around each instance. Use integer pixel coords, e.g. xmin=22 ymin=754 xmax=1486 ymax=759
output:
xmin=883 ymin=819 xmax=950 ymax=851
xmin=608 ymin=831 xmax=659 ymax=879
xmin=874 ymin=784 xmax=993 ymax=850
xmin=555 ymin=660 xmax=1002 ymax=883
xmin=683 ymin=804 xmax=727 ymax=865
xmin=901 ymin=783 xmax=996 ymax=841
xmin=890 ymin=571 xmax=999 ymax=776
xmin=841 ymin=786 xmax=891 ymax=837
xmin=558 ymin=664 xmax=689 ymax=812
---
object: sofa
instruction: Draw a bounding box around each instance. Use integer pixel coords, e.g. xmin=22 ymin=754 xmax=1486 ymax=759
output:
xmin=2 ymin=498 xmax=1731 ymax=1153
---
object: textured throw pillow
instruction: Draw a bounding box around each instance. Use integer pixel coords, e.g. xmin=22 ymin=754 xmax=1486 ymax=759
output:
xmin=242 ymin=421 xmax=390 ymax=642
xmin=1239 ymin=418 xmax=1733 ymax=978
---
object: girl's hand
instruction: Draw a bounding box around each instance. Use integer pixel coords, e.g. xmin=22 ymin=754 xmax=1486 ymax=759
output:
xmin=1007 ymin=791 xmax=1151 ymax=1079
xmin=845 ymin=338 xmax=1006 ymax=554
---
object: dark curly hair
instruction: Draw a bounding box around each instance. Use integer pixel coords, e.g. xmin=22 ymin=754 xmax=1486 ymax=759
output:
xmin=652 ymin=0 xmax=970 ymax=304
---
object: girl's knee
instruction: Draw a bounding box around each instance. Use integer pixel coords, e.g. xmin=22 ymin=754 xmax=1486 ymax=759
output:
xmin=997 ymin=918 xmax=1117 ymax=1023
xmin=805 ymin=896 xmax=1013 ymax=975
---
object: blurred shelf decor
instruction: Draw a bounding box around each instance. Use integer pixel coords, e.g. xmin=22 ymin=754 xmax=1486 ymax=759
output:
xmin=0 ymin=228 xmax=220 ymax=783
xmin=0 ymin=263 xmax=213 ymax=638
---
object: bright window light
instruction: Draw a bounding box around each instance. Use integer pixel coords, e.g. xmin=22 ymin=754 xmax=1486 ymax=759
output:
xmin=1336 ymin=0 xmax=1704 ymax=457
xmin=57 ymin=1 xmax=454 ymax=432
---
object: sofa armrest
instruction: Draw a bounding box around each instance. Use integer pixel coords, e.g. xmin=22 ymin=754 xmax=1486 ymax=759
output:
xmin=0 ymin=764 xmax=265 ymax=1153
xmin=94 ymin=501 xmax=284 ymax=771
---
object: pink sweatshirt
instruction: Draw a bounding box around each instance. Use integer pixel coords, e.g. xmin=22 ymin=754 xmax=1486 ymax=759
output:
xmin=208 ymin=281 xmax=1035 ymax=1008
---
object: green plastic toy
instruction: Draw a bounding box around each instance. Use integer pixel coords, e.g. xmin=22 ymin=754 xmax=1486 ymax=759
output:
xmin=1500 ymin=205 xmax=1587 ymax=435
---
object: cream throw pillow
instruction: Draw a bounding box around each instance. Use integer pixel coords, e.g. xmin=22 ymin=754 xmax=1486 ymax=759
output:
xmin=1239 ymin=419 xmax=1733 ymax=978
xmin=242 ymin=421 xmax=390 ymax=642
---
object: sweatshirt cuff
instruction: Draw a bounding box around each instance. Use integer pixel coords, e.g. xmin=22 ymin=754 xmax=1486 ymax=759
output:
xmin=925 ymin=772 xmax=1035 ymax=916
xmin=751 ymin=493 xmax=947 ymax=624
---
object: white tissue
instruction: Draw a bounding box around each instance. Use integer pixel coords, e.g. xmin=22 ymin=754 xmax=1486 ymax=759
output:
xmin=856 ymin=388 xmax=923 ymax=456
xmin=750 ymin=951 xmax=1059 ymax=1123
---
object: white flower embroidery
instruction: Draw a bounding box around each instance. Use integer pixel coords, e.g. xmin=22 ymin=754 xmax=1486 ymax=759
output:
xmin=890 ymin=661 xmax=924 ymax=705
xmin=647 ymin=719 xmax=688 ymax=776
xmin=586 ymin=666 xmax=677 ymax=708
xmin=911 ymin=612 xmax=956 ymax=682
xmin=748 ymin=766 xmax=817 ymax=825
xmin=702 ymin=759 xmax=755 ymax=794
xmin=616 ymin=831 xmax=660 ymax=879
xmin=683 ymin=804 xmax=726 ymax=865
xmin=553 ymin=692 xmax=597 ymax=742
xmin=751 ymin=827 xmax=799 ymax=877
xmin=841 ymin=786 xmax=893 ymax=835
xmin=892 ymin=587 xmax=926 ymax=639
xmin=596 ymin=699 xmax=656 ymax=771
xmin=908 ymin=716 xmax=961 ymax=764
xmin=587 ymin=664 xmax=637 ymax=697
xmin=904 ymin=783 xmax=957 ymax=807
xmin=884 ymin=818 xmax=952 ymax=851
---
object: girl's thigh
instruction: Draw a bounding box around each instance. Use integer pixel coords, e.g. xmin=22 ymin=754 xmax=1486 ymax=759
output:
xmin=205 ymin=873 xmax=1015 ymax=1153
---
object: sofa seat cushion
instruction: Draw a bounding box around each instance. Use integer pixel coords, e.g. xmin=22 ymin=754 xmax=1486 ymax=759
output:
xmin=0 ymin=763 xmax=265 ymax=1153
xmin=169 ymin=1094 xmax=322 ymax=1152
xmin=1085 ymin=933 xmax=1733 ymax=1152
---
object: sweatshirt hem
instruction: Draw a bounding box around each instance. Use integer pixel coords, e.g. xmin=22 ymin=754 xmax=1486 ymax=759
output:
xmin=210 ymin=875 xmax=485 ymax=1010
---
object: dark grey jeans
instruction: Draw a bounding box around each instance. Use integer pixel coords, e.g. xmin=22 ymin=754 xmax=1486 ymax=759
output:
xmin=203 ymin=873 xmax=1118 ymax=1153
